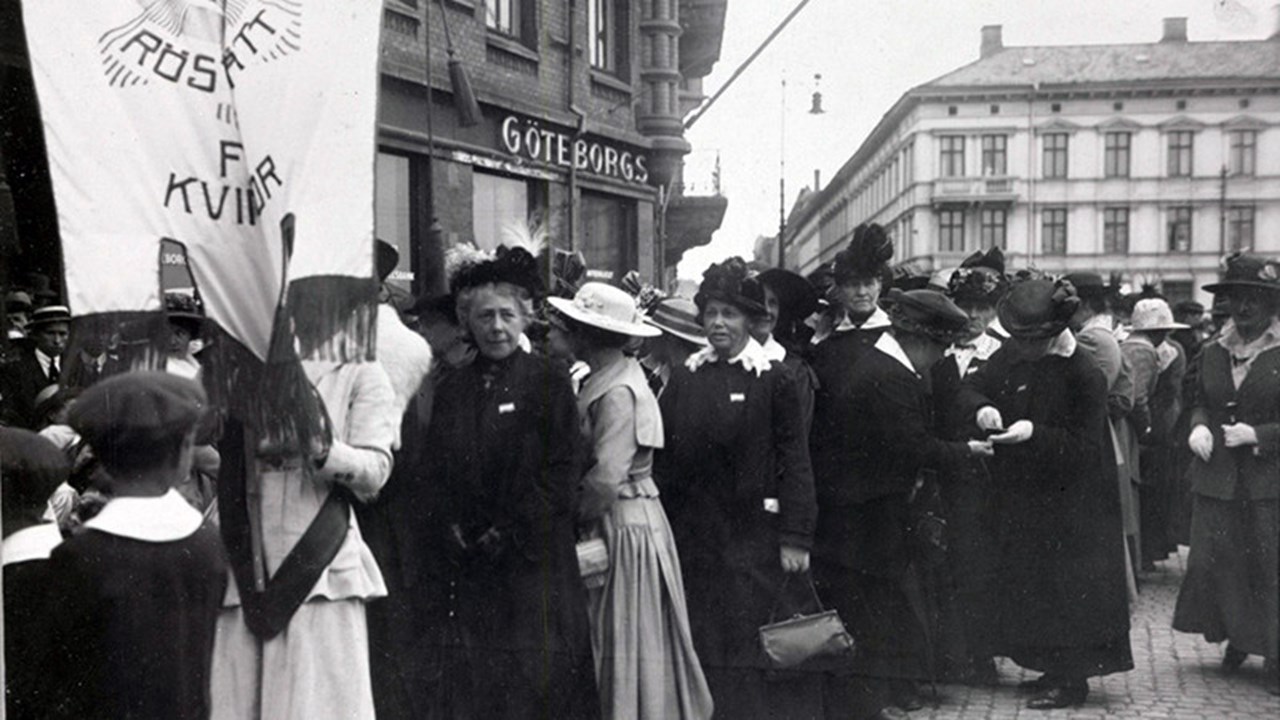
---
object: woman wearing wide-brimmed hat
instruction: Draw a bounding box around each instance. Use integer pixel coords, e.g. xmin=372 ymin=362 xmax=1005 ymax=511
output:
xmin=548 ymin=283 xmax=713 ymax=720
xmin=639 ymin=296 xmax=706 ymax=398
xmin=656 ymin=257 xmax=818 ymax=719
xmin=748 ymin=267 xmax=821 ymax=434
xmin=1174 ymin=253 xmax=1280 ymax=686
xmin=957 ymin=278 xmax=1133 ymax=709
xmin=416 ymin=245 xmax=600 ymax=719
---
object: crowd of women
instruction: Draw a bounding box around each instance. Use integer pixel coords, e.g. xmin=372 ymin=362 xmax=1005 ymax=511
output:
xmin=2 ymin=223 xmax=1278 ymax=720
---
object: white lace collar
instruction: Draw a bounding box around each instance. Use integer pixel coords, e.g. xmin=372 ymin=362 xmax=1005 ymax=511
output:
xmin=83 ymin=489 xmax=203 ymax=543
xmin=834 ymin=306 xmax=891 ymax=332
xmin=686 ymin=336 xmax=773 ymax=377
xmin=874 ymin=332 xmax=918 ymax=377
xmin=3 ymin=523 xmax=63 ymax=566
xmin=761 ymin=335 xmax=787 ymax=363
xmin=1218 ymin=318 xmax=1280 ymax=360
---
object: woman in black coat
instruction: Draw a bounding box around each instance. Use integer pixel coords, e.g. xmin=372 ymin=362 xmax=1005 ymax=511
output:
xmin=417 ymin=246 xmax=599 ymax=719
xmin=657 ymin=258 xmax=818 ymax=720
xmin=957 ymin=279 xmax=1133 ymax=709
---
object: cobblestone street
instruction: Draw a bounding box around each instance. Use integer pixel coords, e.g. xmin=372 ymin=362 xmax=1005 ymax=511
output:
xmin=917 ymin=548 xmax=1280 ymax=719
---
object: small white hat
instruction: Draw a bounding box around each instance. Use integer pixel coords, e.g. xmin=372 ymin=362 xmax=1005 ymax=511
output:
xmin=548 ymin=282 xmax=661 ymax=338
xmin=1130 ymin=298 xmax=1189 ymax=332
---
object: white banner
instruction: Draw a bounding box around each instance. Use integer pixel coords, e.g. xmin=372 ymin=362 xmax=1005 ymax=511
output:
xmin=23 ymin=0 xmax=383 ymax=362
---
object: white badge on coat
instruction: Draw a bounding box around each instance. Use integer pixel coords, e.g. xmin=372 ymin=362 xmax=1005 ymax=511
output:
xmin=499 ymin=402 xmax=516 ymax=414
xmin=729 ymin=392 xmax=746 ymax=403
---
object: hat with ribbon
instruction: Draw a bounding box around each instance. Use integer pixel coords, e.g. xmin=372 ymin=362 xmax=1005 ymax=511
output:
xmin=26 ymin=305 xmax=71 ymax=330
xmin=949 ymin=248 xmax=1009 ymax=306
xmin=548 ymin=282 xmax=661 ymax=338
xmin=997 ymin=278 xmax=1081 ymax=339
xmin=644 ymin=297 xmax=708 ymax=347
xmin=695 ymin=257 xmax=768 ymax=317
xmin=886 ymin=288 xmax=971 ymax=344
xmin=758 ymin=268 xmax=820 ymax=323
xmin=1130 ymin=298 xmax=1189 ymax=332
xmin=1202 ymin=253 xmax=1280 ymax=295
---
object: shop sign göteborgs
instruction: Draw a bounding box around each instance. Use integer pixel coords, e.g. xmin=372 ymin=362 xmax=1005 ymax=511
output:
xmin=500 ymin=116 xmax=649 ymax=185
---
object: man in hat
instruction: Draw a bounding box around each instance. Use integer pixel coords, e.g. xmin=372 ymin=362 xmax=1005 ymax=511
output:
xmin=46 ymin=371 xmax=227 ymax=719
xmin=0 ymin=305 xmax=71 ymax=428
xmin=5 ymin=290 xmax=32 ymax=340
xmin=639 ymin=296 xmax=707 ymax=398
xmin=824 ymin=289 xmax=993 ymax=720
xmin=1171 ymin=300 xmax=1207 ymax=359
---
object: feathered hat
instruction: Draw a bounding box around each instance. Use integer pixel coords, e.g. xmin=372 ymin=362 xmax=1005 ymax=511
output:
xmin=833 ymin=223 xmax=893 ymax=284
xmin=445 ymin=218 xmax=548 ymax=300
xmin=694 ymin=257 xmax=767 ymax=317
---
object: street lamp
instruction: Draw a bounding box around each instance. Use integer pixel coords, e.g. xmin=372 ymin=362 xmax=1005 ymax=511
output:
xmin=778 ymin=72 xmax=826 ymax=268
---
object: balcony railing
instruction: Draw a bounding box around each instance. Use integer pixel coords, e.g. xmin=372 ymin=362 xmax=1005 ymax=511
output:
xmin=931 ymin=176 xmax=1018 ymax=204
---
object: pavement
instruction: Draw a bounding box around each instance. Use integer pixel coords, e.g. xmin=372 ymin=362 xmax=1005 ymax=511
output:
xmin=912 ymin=547 xmax=1280 ymax=720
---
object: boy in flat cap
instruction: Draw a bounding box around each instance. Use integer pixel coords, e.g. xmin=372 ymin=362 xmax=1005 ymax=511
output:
xmin=45 ymin=371 xmax=227 ymax=720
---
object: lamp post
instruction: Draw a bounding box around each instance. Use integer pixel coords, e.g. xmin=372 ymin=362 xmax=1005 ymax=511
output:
xmin=778 ymin=72 xmax=825 ymax=269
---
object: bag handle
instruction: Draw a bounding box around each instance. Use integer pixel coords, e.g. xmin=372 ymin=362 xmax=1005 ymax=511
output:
xmin=766 ymin=573 xmax=827 ymax=624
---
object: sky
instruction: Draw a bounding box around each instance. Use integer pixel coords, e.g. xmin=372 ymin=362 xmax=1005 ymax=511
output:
xmin=676 ymin=0 xmax=1277 ymax=279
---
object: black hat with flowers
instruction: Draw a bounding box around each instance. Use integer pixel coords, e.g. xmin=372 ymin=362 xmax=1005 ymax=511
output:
xmin=695 ymin=257 xmax=767 ymax=317
xmin=997 ymin=278 xmax=1081 ymax=340
xmin=450 ymin=245 xmax=544 ymax=299
xmin=833 ymin=223 xmax=894 ymax=284
xmin=948 ymin=247 xmax=1009 ymax=305
xmin=1202 ymin=253 xmax=1280 ymax=295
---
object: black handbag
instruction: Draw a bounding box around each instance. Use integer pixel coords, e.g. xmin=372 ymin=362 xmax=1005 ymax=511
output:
xmin=758 ymin=576 xmax=855 ymax=669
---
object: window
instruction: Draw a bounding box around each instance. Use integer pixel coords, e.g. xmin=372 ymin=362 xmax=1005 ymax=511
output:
xmin=485 ymin=0 xmax=521 ymax=36
xmin=581 ymin=191 xmax=636 ymax=280
xmin=1104 ymin=132 xmax=1130 ymax=178
xmin=980 ymin=208 xmax=1006 ymax=249
xmin=588 ymin=0 xmax=629 ymax=76
xmin=1167 ymin=131 xmax=1194 ymax=177
xmin=1103 ymin=207 xmax=1129 ymax=254
xmin=473 ymin=172 xmax=530 ymax=253
xmin=1167 ymin=206 xmax=1192 ymax=252
xmin=1042 ymin=207 xmax=1067 ymax=255
xmin=902 ymin=143 xmax=914 ymax=185
xmin=375 ymin=152 xmax=414 ymax=289
xmin=1228 ymin=206 xmax=1255 ymax=252
xmin=981 ymin=134 xmax=1007 ymax=176
xmin=1042 ymin=133 xmax=1068 ymax=179
xmin=1229 ymin=130 xmax=1256 ymax=177
xmin=940 ymin=136 xmax=965 ymax=178
xmin=938 ymin=209 xmax=965 ymax=253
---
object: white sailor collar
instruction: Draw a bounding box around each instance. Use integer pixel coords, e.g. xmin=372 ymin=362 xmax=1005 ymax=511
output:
xmin=686 ymin=336 xmax=773 ymax=377
xmin=761 ymin=335 xmax=787 ymax=363
xmin=3 ymin=523 xmax=63 ymax=566
xmin=83 ymin=489 xmax=203 ymax=543
xmin=834 ymin=306 xmax=891 ymax=332
xmin=1046 ymin=328 xmax=1077 ymax=358
xmin=873 ymin=332 xmax=918 ymax=377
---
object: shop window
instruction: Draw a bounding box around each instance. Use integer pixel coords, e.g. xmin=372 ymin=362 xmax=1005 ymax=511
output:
xmin=1103 ymin=207 xmax=1129 ymax=254
xmin=938 ymin=209 xmax=965 ymax=253
xmin=1104 ymin=132 xmax=1130 ymax=178
xmin=589 ymin=0 xmax=629 ymax=77
xmin=979 ymin=208 xmax=1006 ymax=249
xmin=1227 ymin=206 xmax=1254 ymax=252
xmin=1042 ymin=133 xmax=1068 ymax=179
xmin=1167 ymin=131 xmax=1194 ymax=177
xmin=375 ymin=152 xmax=414 ymax=289
xmin=473 ymin=172 xmax=530 ymax=253
xmin=1167 ymin=206 xmax=1192 ymax=252
xmin=580 ymin=191 xmax=636 ymax=281
xmin=1041 ymin=207 xmax=1067 ymax=255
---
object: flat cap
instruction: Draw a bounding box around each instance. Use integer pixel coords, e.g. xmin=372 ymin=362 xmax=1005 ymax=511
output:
xmin=69 ymin=371 xmax=207 ymax=460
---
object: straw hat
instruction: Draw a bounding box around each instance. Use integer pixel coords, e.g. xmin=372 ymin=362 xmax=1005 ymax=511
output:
xmin=27 ymin=305 xmax=71 ymax=330
xmin=548 ymin=282 xmax=660 ymax=338
xmin=1129 ymin=298 xmax=1189 ymax=332
xmin=644 ymin=297 xmax=708 ymax=346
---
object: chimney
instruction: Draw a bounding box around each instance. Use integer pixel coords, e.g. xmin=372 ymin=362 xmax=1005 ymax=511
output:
xmin=1161 ymin=17 xmax=1188 ymax=43
xmin=814 ymin=169 xmax=821 ymax=192
xmin=980 ymin=25 xmax=1003 ymax=58
xmin=1272 ymin=4 xmax=1280 ymax=40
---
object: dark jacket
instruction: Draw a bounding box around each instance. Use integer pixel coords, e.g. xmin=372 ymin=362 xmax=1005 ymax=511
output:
xmin=1186 ymin=342 xmax=1280 ymax=501
xmin=0 ymin=348 xmax=57 ymax=428
xmin=956 ymin=342 xmax=1132 ymax=658
xmin=809 ymin=325 xmax=889 ymax=508
xmin=417 ymin=350 xmax=599 ymax=719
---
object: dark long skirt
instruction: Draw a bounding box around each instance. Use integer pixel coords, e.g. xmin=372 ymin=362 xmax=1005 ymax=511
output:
xmin=1173 ymin=495 xmax=1279 ymax=660
xmin=934 ymin=460 xmax=1000 ymax=674
xmin=1139 ymin=444 xmax=1179 ymax=564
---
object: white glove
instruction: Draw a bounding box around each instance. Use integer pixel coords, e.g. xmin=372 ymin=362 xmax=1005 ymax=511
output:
xmin=990 ymin=420 xmax=1033 ymax=445
xmin=976 ymin=406 xmax=1004 ymax=432
xmin=1188 ymin=424 xmax=1213 ymax=462
xmin=967 ymin=439 xmax=995 ymax=457
xmin=1221 ymin=422 xmax=1258 ymax=449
